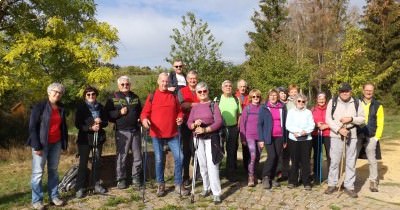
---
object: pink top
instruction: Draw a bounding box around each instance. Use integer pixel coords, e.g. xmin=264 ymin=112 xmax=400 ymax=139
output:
xmin=267 ymin=101 xmax=283 ymax=137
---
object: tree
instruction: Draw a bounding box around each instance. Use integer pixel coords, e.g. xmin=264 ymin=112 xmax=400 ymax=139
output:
xmin=167 ymin=12 xmax=230 ymax=96
xmin=0 ymin=0 xmax=119 ymax=107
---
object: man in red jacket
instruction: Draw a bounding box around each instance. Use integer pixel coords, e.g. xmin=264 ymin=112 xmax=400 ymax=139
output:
xmin=141 ymin=72 xmax=189 ymax=197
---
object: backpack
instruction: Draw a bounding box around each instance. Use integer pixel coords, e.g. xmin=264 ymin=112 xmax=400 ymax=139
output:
xmin=58 ymin=164 xmax=79 ymax=193
xmin=331 ymin=96 xmax=359 ymax=120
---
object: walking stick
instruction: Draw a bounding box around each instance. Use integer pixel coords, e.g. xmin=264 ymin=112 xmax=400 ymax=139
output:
xmin=141 ymin=126 xmax=148 ymax=202
xmin=190 ymin=133 xmax=199 ymax=203
xmin=178 ymin=124 xmax=182 ymax=198
xmin=317 ymin=130 xmax=323 ymax=184
xmin=91 ymin=131 xmax=98 ymax=194
xmin=337 ymin=134 xmax=347 ymax=194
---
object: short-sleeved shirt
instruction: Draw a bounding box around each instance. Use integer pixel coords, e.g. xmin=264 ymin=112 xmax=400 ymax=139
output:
xmin=217 ymin=95 xmax=242 ymax=126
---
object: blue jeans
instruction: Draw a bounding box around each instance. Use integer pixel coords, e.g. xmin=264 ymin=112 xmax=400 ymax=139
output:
xmin=152 ymin=136 xmax=183 ymax=184
xmin=31 ymin=142 xmax=61 ymax=204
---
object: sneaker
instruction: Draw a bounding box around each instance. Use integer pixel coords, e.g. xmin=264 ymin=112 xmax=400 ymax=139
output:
xmin=32 ymin=202 xmax=44 ymax=210
xmin=272 ymin=180 xmax=281 ymax=187
xmin=370 ymin=181 xmax=378 ymax=192
xmin=324 ymin=186 xmax=337 ymax=194
xmin=175 ymin=184 xmax=190 ymax=196
xmin=200 ymin=189 xmax=211 ymax=197
xmin=94 ymin=184 xmax=107 ymax=194
xmin=248 ymin=175 xmax=255 ymax=187
xmin=117 ymin=179 xmax=127 ymax=189
xmin=344 ymin=188 xmax=358 ymax=198
xmin=262 ymin=176 xmax=271 ymax=189
xmin=304 ymin=185 xmax=312 ymax=191
xmin=287 ymin=183 xmax=295 ymax=189
xmin=75 ymin=189 xmax=85 ymax=198
xmin=213 ymin=195 xmax=222 ymax=204
xmin=51 ymin=197 xmax=64 ymax=206
xmin=156 ymin=183 xmax=166 ymax=197
xmin=132 ymin=176 xmax=141 ymax=187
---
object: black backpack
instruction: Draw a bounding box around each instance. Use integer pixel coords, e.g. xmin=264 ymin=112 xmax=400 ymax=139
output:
xmin=58 ymin=164 xmax=79 ymax=193
xmin=331 ymin=96 xmax=359 ymax=120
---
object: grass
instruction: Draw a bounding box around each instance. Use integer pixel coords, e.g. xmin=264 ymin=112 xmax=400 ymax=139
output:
xmin=105 ymin=196 xmax=130 ymax=206
xmin=330 ymin=204 xmax=341 ymax=210
xmin=381 ymin=111 xmax=400 ymax=141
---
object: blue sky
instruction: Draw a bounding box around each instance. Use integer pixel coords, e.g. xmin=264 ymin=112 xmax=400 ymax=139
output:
xmin=95 ymin=0 xmax=366 ymax=68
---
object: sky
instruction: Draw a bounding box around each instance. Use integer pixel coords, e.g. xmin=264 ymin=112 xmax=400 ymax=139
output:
xmin=95 ymin=0 xmax=366 ymax=68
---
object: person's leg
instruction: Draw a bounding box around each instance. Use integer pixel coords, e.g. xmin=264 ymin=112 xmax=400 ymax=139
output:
xmin=152 ymin=137 xmax=165 ymax=184
xmin=288 ymin=140 xmax=300 ymax=186
xmin=300 ymin=140 xmax=312 ymax=186
xmin=344 ymin=138 xmax=358 ymax=190
xmin=365 ymin=137 xmax=378 ymax=182
xmin=167 ymin=136 xmax=183 ymax=185
xmin=181 ymin=124 xmax=192 ymax=182
xmin=262 ymin=142 xmax=276 ymax=178
xmin=242 ymin=140 xmax=250 ymax=173
xmin=31 ymin=147 xmax=47 ymax=204
xmin=195 ymin=138 xmax=210 ymax=191
xmin=323 ymin=136 xmax=331 ymax=169
xmin=94 ymin=145 xmax=103 ymax=184
xmin=204 ymin=139 xmax=221 ymax=196
xmin=227 ymin=126 xmax=239 ymax=171
xmin=312 ymin=135 xmax=318 ymax=179
xmin=247 ymin=139 xmax=257 ymax=177
xmin=76 ymin=144 xmax=90 ymax=191
xmin=115 ymin=130 xmax=129 ymax=182
xmin=47 ymin=142 xmax=62 ymax=200
xmin=271 ymin=137 xmax=284 ymax=180
xmin=131 ymin=131 xmax=142 ymax=181
xmin=327 ymin=137 xmax=343 ymax=187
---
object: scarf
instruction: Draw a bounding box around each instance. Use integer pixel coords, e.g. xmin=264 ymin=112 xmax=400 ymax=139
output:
xmin=85 ymin=101 xmax=100 ymax=119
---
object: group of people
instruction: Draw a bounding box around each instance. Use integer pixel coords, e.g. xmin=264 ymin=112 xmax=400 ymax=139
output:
xmin=27 ymin=59 xmax=384 ymax=209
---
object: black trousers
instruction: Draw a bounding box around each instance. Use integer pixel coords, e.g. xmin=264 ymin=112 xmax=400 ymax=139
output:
xmin=312 ymin=135 xmax=331 ymax=177
xmin=76 ymin=144 xmax=103 ymax=190
xmin=224 ymin=125 xmax=239 ymax=172
xmin=288 ymin=140 xmax=312 ymax=186
xmin=181 ymin=123 xmax=200 ymax=181
xmin=262 ymin=137 xmax=284 ymax=179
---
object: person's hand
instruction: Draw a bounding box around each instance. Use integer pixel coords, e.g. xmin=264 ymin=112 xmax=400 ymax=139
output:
xmin=168 ymin=87 xmax=176 ymax=92
xmin=34 ymin=150 xmax=43 ymax=156
xmin=301 ymin=130 xmax=307 ymax=136
xmin=120 ymin=106 xmax=128 ymax=115
xmin=94 ymin=117 xmax=102 ymax=124
xmin=320 ymin=124 xmax=329 ymax=130
xmin=194 ymin=126 xmax=206 ymax=134
xmin=340 ymin=117 xmax=353 ymax=124
xmin=258 ymin=141 xmax=264 ymax=149
xmin=176 ymin=117 xmax=183 ymax=125
xmin=338 ymin=128 xmax=349 ymax=137
xmin=194 ymin=119 xmax=202 ymax=128
xmin=283 ymin=142 xmax=287 ymax=149
xmin=91 ymin=123 xmax=100 ymax=132
xmin=191 ymin=102 xmax=198 ymax=107
xmin=142 ymin=118 xmax=151 ymax=129
xmin=294 ymin=132 xmax=300 ymax=137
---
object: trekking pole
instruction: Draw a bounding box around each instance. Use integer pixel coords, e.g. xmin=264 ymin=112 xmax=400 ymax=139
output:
xmin=91 ymin=131 xmax=98 ymax=194
xmin=141 ymin=126 xmax=148 ymax=203
xmin=317 ymin=130 xmax=323 ymax=184
xmin=337 ymin=133 xmax=347 ymax=195
xmin=178 ymin=124 xmax=182 ymax=198
xmin=190 ymin=133 xmax=199 ymax=203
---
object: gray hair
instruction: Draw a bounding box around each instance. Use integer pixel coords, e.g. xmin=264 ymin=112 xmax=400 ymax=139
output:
xmin=158 ymin=72 xmax=169 ymax=81
xmin=186 ymin=70 xmax=198 ymax=78
xmin=195 ymin=82 xmax=208 ymax=91
xmin=237 ymin=79 xmax=247 ymax=87
xmin=317 ymin=92 xmax=326 ymax=99
xmin=47 ymin=82 xmax=65 ymax=95
xmin=221 ymin=80 xmax=232 ymax=88
xmin=295 ymin=93 xmax=308 ymax=102
xmin=117 ymin=75 xmax=130 ymax=84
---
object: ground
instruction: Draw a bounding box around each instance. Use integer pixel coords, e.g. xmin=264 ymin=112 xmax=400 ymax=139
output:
xmin=10 ymin=139 xmax=400 ymax=210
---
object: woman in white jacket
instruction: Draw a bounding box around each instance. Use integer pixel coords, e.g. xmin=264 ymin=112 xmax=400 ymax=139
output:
xmin=286 ymin=94 xmax=315 ymax=190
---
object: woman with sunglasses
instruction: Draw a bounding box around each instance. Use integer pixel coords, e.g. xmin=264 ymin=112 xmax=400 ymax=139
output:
xmin=239 ymin=89 xmax=262 ymax=187
xmin=258 ymin=89 xmax=287 ymax=189
xmin=285 ymin=94 xmax=315 ymax=190
xmin=75 ymin=86 xmax=108 ymax=198
xmin=187 ymin=82 xmax=223 ymax=204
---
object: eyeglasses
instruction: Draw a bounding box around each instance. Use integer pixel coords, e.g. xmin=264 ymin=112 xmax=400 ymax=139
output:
xmin=197 ymin=90 xmax=208 ymax=94
xmin=51 ymin=89 xmax=63 ymax=95
xmin=297 ymin=100 xmax=306 ymax=104
xmin=120 ymin=83 xmax=130 ymax=87
xmin=86 ymin=93 xmax=96 ymax=97
xmin=174 ymin=65 xmax=183 ymax=68
xmin=252 ymin=95 xmax=260 ymax=99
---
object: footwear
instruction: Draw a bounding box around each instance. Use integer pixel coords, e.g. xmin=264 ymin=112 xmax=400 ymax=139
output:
xmin=200 ymin=189 xmax=211 ymax=197
xmin=277 ymin=176 xmax=288 ymax=182
xmin=248 ymin=176 xmax=255 ymax=187
xmin=344 ymin=188 xmax=358 ymax=198
xmin=32 ymin=202 xmax=44 ymax=210
xmin=272 ymin=180 xmax=281 ymax=187
xmin=370 ymin=181 xmax=379 ymax=192
xmin=287 ymin=184 xmax=295 ymax=189
xmin=94 ymin=184 xmax=107 ymax=194
xmin=156 ymin=183 xmax=166 ymax=197
xmin=227 ymin=175 xmax=238 ymax=182
xmin=132 ymin=176 xmax=141 ymax=187
xmin=183 ymin=179 xmax=191 ymax=187
xmin=324 ymin=186 xmax=337 ymax=194
xmin=175 ymin=184 xmax=190 ymax=196
xmin=213 ymin=195 xmax=222 ymax=204
xmin=75 ymin=189 xmax=84 ymax=198
xmin=117 ymin=179 xmax=127 ymax=189
xmin=304 ymin=185 xmax=312 ymax=191
xmin=51 ymin=197 xmax=64 ymax=206
xmin=262 ymin=176 xmax=271 ymax=189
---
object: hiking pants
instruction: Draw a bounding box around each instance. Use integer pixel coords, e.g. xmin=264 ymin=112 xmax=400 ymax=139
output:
xmin=115 ymin=129 xmax=142 ymax=181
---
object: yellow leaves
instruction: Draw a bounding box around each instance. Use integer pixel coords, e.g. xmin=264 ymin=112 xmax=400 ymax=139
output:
xmin=45 ymin=17 xmax=66 ymax=36
xmin=86 ymin=67 xmax=114 ymax=90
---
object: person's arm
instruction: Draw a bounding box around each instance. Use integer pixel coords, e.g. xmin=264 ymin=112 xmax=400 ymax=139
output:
xmin=351 ymin=99 xmax=365 ymax=126
xmin=104 ymin=95 xmax=121 ymax=120
xmin=100 ymin=105 xmax=108 ymax=128
xmin=207 ymin=103 xmax=223 ymax=132
xmin=28 ymin=103 xmax=43 ymax=151
xmin=75 ymin=104 xmax=92 ymax=132
xmin=374 ymin=105 xmax=384 ymax=140
xmin=285 ymin=110 xmax=301 ymax=134
xmin=305 ymin=110 xmax=316 ymax=134
xmin=140 ymin=94 xmax=153 ymax=128
xmin=325 ymin=99 xmax=343 ymax=134
xmin=257 ymin=107 xmax=265 ymax=143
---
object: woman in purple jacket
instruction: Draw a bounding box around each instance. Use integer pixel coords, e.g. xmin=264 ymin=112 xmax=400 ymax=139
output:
xmin=187 ymin=82 xmax=223 ymax=204
xmin=258 ymin=89 xmax=287 ymax=189
xmin=239 ymin=89 xmax=262 ymax=187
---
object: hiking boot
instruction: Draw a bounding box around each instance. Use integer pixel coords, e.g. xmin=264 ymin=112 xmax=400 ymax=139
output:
xmin=117 ymin=179 xmax=127 ymax=189
xmin=32 ymin=202 xmax=44 ymax=210
xmin=94 ymin=184 xmax=107 ymax=194
xmin=272 ymin=180 xmax=281 ymax=187
xmin=213 ymin=195 xmax=222 ymax=204
xmin=287 ymin=183 xmax=295 ymax=189
xmin=304 ymin=185 xmax=312 ymax=191
xmin=344 ymin=188 xmax=358 ymax=198
xmin=200 ymin=189 xmax=211 ymax=197
xmin=248 ymin=175 xmax=255 ymax=187
xmin=175 ymin=184 xmax=190 ymax=196
xmin=75 ymin=189 xmax=85 ymax=198
xmin=132 ymin=176 xmax=141 ymax=187
xmin=51 ymin=197 xmax=64 ymax=206
xmin=324 ymin=186 xmax=337 ymax=194
xmin=262 ymin=176 xmax=271 ymax=189
xmin=370 ymin=181 xmax=378 ymax=192
xmin=156 ymin=183 xmax=166 ymax=197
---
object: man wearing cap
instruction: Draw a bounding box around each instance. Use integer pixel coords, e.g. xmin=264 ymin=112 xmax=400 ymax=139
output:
xmin=357 ymin=82 xmax=384 ymax=192
xmin=325 ymin=83 xmax=365 ymax=198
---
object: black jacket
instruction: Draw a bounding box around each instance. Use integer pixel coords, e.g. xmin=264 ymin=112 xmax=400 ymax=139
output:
xmin=75 ymin=102 xmax=108 ymax=145
xmin=104 ymin=91 xmax=142 ymax=131
xmin=27 ymin=100 xmax=68 ymax=151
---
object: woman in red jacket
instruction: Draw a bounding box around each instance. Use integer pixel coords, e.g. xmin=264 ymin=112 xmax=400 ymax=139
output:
xmin=311 ymin=92 xmax=331 ymax=183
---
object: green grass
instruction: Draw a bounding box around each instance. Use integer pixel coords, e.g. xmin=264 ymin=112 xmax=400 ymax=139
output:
xmin=330 ymin=204 xmax=341 ymax=210
xmin=105 ymin=196 xmax=130 ymax=206
xmin=381 ymin=111 xmax=400 ymax=140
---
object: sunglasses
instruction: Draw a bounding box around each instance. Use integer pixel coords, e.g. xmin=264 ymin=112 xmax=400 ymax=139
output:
xmin=120 ymin=83 xmax=130 ymax=87
xmin=86 ymin=93 xmax=96 ymax=97
xmin=297 ymin=100 xmax=306 ymax=103
xmin=252 ymin=95 xmax=260 ymax=99
xmin=197 ymin=90 xmax=208 ymax=94
xmin=174 ymin=65 xmax=183 ymax=68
